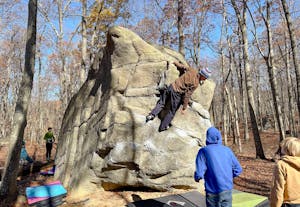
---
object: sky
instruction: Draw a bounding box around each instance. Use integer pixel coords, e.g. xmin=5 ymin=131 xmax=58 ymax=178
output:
xmin=1 ymin=0 xmax=223 ymax=102
xmin=127 ymin=0 xmax=223 ymax=59
xmin=3 ymin=0 xmax=300 ymax=100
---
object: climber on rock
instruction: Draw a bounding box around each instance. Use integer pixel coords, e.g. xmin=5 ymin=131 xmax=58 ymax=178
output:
xmin=146 ymin=61 xmax=212 ymax=132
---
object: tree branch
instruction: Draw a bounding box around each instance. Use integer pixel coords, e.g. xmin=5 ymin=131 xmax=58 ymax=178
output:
xmin=63 ymin=0 xmax=73 ymax=15
xmin=37 ymin=3 xmax=60 ymax=38
xmin=246 ymin=1 xmax=265 ymax=58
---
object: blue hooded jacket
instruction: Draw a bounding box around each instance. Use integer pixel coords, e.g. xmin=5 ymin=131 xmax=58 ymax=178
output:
xmin=194 ymin=127 xmax=242 ymax=194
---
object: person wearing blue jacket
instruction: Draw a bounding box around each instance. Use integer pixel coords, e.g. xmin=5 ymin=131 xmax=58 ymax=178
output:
xmin=20 ymin=140 xmax=33 ymax=164
xmin=194 ymin=127 xmax=242 ymax=207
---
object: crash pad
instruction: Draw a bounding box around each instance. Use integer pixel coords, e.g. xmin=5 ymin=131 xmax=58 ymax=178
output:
xmin=127 ymin=191 xmax=205 ymax=207
xmin=127 ymin=190 xmax=269 ymax=207
xmin=26 ymin=181 xmax=67 ymax=206
xmin=232 ymin=190 xmax=269 ymax=207
xmin=40 ymin=165 xmax=56 ymax=176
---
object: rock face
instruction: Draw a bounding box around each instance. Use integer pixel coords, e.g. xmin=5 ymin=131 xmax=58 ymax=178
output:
xmin=54 ymin=26 xmax=215 ymax=192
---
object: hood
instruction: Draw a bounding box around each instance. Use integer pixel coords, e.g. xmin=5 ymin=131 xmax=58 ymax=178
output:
xmin=281 ymin=155 xmax=300 ymax=170
xmin=206 ymin=127 xmax=222 ymax=145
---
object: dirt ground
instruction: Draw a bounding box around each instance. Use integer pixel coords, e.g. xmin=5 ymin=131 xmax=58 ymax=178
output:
xmin=0 ymin=129 xmax=280 ymax=207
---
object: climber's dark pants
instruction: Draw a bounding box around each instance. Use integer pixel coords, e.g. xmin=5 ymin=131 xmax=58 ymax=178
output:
xmin=150 ymin=85 xmax=182 ymax=131
xmin=46 ymin=143 xmax=53 ymax=160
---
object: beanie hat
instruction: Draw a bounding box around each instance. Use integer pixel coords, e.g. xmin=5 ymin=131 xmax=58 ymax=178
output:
xmin=199 ymin=68 xmax=212 ymax=79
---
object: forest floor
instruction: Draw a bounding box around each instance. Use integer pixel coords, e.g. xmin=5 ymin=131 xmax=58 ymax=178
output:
xmin=0 ymin=129 xmax=280 ymax=207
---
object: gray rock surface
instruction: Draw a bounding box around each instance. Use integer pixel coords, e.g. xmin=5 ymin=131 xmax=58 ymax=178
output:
xmin=54 ymin=26 xmax=215 ymax=193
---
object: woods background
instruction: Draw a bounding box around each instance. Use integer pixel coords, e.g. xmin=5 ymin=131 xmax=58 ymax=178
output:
xmin=1 ymin=0 xmax=300 ymax=158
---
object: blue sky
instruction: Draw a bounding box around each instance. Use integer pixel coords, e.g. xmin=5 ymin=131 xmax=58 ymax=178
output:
xmin=4 ymin=0 xmax=300 ymax=100
xmin=126 ymin=0 xmax=223 ymax=60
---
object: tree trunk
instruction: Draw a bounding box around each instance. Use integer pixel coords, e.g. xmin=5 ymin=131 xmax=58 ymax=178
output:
xmin=220 ymin=11 xmax=228 ymax=145
xmin=191 ymin=8 xmax=208 ymax=65
xmin=1 ymin=57 xmax=12 ymax=140
xmin=277 ymin=26 xmax=297 ymax=136
xmin=80 ymin=0 xmax=88 ymax=85
xmin=268 ymin=93 xmax=277 ymax=130
xmin=231 ymin=0 xmax=265 ymax=159
xmin=221 ymin=47 xmax=228 ymax=145
xmin=229 ymin=54 xmax=242 ymax=151
xmin=223 ymin=1 xmax=241 ymax=150
xmin=232 ymin=87 xmax=242 ymax=152
xmin=37 ymin=46 xmax=44 ymax=144
xmin=236 ymin=32 xmax=249 ymax=141
xmin=210 ymin=99 xmax=216 ymax=126
xmin=222 ymin=106 xmax=228 ymax=145
xmin=260 ymin=0 xmax=285 ymax=140
xmin=59 ymin=1 xmax=69 ymax=110
xmin=0 ymin=0 xmax=37 ymax=199
xmin=251 ymin=49 xmax=263 ymax=131
xmin=256 ymin=71 xmax=263 ymax=131
xmin=177 ymin=0 xmax=184 ymax=56
xmin=282 ymin=33 xmax=296 ymax=136
xmin=281 ymin=0 xmax=300 ymax=118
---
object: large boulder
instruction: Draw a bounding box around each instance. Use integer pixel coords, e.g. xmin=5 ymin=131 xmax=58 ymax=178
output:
xmin=54 ymin=26 xmax=215 ymax=193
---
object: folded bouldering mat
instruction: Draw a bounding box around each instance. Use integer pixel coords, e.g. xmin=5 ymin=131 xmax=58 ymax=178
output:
xmin=232 ymin=190 xmax=269 ymax=207
xmin=127 ymin=190 xmax=269 ymax=207
xmin=127 ymin=191 xmax=205 ymax=207
xmin=40 ymin=165 xmax=56 ymax=176
xmin=26 ymin=180 xmax=67 ymax=207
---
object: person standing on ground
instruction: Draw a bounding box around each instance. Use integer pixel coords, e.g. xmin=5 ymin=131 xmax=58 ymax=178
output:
xmin=146 ymin=61 xmax=212 ymax=132
xmin=194 ymin=127 xmax=242 ymax=207
xmin=20 ymin=140 xmax=33 ymax=164
xmin=44 ymin=127 xmax=55 ymax=162
xmin=270 ymin=137 xmax=300 ymax=207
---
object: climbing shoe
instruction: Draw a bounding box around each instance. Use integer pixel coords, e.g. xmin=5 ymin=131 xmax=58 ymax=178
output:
xmin=158 ymin=125 xmax=170 ymax=132
xmin=146 ymin=114 xmax=155 ymax=122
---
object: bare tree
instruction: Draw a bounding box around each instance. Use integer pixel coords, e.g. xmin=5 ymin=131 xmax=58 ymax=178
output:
xmin=228 ymin=43 xmax=242 ymax=152
xmin=0 ymin=28 xmax=25 ymax=141
xmin=177 ymin=0 xmax=184 ymax=56
xmin=222 ymin=0 xmax=241 ymax=150
xmin=278 ymin=32 xmax=296 ymax=136
xmin=251 ymin=0 xmax=285 ymax=141
xmin=0 ymin=42 xmax=13 ymax=140
xmin=220 ymin=1 xmax=228 ymax=145
xmin=188 ymin=1 xmax=210 ymax=66
xmin=231 ymin=0 xmax=266 ymax=159
xmin=0 ymin=0 xmax=37 ymax=199
xmin=236 ymin=31 xmax=249 ymax=141
xmin=221 ymin=50 xmax=228 ymax=145
xmin=280 ymin=0 xmax=300 ymax=118
xmin=251 ymin=51 xmax=263 ymax=131
xmin=38 ymin=0 xmax=74 ymax=110
xmin=80 ymin=0 xmax=88 ymax=85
